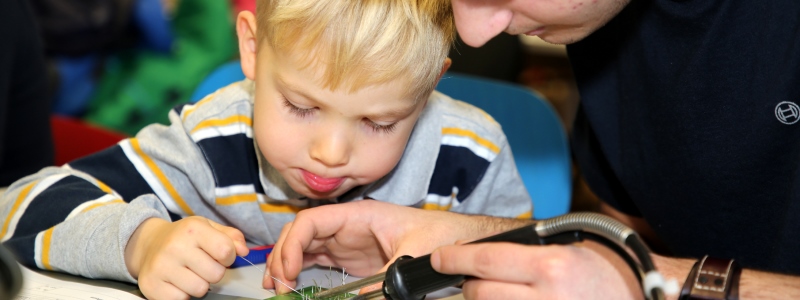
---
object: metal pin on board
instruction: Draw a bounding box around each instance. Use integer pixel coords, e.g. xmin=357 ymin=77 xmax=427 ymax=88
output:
xmin=238 ymin=256 xmax=306 ymax=299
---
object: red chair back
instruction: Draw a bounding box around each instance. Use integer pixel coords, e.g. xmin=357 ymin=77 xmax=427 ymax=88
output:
xmin=50 ymin=115 xmax=128 ymax=166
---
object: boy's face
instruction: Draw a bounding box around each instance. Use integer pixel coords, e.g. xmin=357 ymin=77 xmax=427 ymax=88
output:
xmin=250 ymin=45 xmax=428 ymax=200
xmin=451 ymin=0 xmax=630 ymax=47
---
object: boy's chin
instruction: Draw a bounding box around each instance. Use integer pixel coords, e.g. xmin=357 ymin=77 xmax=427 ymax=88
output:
xmin=300 ymin=190 xmax=344 ymax=200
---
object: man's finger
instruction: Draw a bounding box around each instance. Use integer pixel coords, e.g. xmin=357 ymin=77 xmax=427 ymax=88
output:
xmin=265 ymin=221 xmax=294 ymax=289
xmin=358 ymin=282 xmax=383 ymax=296
xmin=277 ymin=208 xmax=349 ymax=279
xmin=431 ymin=243 xmax=570 ymax=284
xmin=461 ymin=278 xmax=538 ymax=299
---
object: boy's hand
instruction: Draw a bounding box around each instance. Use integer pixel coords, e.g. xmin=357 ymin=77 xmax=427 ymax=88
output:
xmin=125 ymin=216 xmax=249 ymax=300
xmin=264 ymin=200 xmax=526 ymax=294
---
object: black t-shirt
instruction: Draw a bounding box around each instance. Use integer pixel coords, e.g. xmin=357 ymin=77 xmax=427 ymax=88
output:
xmin=568 ymin=0 xmax=800 ymax=274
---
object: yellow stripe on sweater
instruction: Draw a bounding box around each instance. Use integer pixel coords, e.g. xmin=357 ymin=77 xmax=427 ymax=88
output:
xmin=82 ymin=199 xmax=125 ymax=213
xmin=181 ymin=91 xmax=217 ymax=122
xmin=216 ymin=194 xmax=258 ymax=205
xmin=259 ymin=202 xmax=304 ymax=214
xmin=41 ymin=227 xmax=55 ymax=270
xmin=0 ymin=180 xmax=38 ymax=240
xmin=130 ymin=138 xmax=194 ymax=215
xmin=441 ymin=127 xmax=500 ymax=154
xmin=95 ymin=180 xmax=114 ymax=194
xmin=191 ymin=115 xmax=253 ymax=134
xmin=516 ymin=210 xmax=533 ymax=219
xmin=421 ymin=203 xmax=453 ymax=211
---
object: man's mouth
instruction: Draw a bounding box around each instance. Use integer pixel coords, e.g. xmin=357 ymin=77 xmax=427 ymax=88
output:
xmin=524 ymin=26 xmax=546 ymax=36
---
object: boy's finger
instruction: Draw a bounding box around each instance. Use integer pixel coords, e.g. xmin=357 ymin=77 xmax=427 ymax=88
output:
xmin=165 ymin=266 xmax=212 ymax=298
xmin=140 ymin=278 xmax=188 ymax=300
xmin=195 ymin=221 xmax=240 ymax=266
xmin=184 ymin=247 xmax=228 ymax=284
xmin=207 ymin=219 xmax=249 ymax=256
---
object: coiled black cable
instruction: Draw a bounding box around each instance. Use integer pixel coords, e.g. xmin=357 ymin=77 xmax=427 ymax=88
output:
xmin=536 ymin=212 xmax=667 ymax=300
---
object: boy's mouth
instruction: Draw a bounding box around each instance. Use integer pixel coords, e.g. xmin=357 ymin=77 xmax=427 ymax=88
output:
xmin=301 ymin=170 xmax=345 ymax=193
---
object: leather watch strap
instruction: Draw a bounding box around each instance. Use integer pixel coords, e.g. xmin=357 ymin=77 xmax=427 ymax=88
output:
xmin=680 ymin=255 xmax=741 ymax=300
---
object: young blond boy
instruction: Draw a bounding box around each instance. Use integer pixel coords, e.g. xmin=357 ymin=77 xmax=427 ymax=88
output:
xmin=0 ymin=0 xmax=532 ymax=298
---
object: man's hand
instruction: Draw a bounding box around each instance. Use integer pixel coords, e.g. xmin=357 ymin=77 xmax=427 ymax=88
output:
xmin=264 ymin=200 xmax=529 ymax=294
xmin=430 ymin=241 xmax=644 ymax=299
xmin=124 ymin=216 xmax=249 ymax=299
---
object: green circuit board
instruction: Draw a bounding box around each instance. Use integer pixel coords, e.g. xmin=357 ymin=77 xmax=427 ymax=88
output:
xmin=266 ymin=286 xmax=356 ymax=300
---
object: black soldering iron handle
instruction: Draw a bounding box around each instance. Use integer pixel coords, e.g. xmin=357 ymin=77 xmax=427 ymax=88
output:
xmin=382 ymin=224 xmax=550 ymax=300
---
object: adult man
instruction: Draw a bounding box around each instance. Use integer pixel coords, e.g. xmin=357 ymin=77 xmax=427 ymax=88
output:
xmin=265 ymin=0 xmax=800 ymax=298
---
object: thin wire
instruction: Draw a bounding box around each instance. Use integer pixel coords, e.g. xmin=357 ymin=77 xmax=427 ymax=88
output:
xmin=239 ymin=256 xmax=306 ymax=299
xmin=311 ymin=273 xmax=385 ymax=299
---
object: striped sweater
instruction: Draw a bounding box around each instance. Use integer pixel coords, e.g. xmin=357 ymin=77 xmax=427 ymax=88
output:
xmin=0 ymin=80 xmax=532 ymax=283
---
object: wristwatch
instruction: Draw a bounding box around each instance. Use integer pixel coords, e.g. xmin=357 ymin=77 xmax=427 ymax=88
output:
xmin=679 ymin=255 xmax=742 ymax=300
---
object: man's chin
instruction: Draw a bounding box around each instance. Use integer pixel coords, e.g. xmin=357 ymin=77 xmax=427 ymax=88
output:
xmin=536 ymin=29 xmax=593 ymax=45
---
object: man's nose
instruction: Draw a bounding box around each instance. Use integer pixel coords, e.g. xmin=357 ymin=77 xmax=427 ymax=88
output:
xmin=452 ymin=0 xmax=513 ymax=47
xmin=309 ymin=126 xmax=351 ymax=167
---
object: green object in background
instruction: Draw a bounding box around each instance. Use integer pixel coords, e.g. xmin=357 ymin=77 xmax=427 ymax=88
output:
xmin=85 ymin=0 xmax=236 ymax=135
xmin=266 ymin=286 xmax=356 ymax=300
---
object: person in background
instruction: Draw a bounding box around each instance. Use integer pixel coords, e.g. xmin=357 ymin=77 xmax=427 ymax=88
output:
xmin=0 ymin=0 xmax=533 ymax=299
xmin=265 ymin=0 xmax=800 ymax=299
xmin=0 ymin=0 xmax=54 ymax=188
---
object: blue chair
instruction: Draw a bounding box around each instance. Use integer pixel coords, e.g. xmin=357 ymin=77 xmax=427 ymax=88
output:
xmin=435 ymin=72 xmax=571 ymax=219
xmin=190 ymin=61 xmax=245 ymax=102
xmin=191 ymin=63 xmax=572 ymax=219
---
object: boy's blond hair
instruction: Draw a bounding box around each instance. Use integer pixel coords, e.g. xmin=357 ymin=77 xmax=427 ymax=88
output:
xmin=257 ymin=0 xmax=454 ymax=101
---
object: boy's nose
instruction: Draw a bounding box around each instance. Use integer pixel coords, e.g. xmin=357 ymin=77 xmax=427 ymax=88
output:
xmin=309 ymin=129 xmax=351 ymax=167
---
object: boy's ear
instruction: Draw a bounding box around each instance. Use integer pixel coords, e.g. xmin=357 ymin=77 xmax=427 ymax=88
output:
xmin=437 ymin=58 xmax=453 ymax=82
xmin=237 ymin=11 xmax=258 ymax=80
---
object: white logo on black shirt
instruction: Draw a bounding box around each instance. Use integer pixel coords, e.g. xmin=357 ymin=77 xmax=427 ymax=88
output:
xmin=775 ymin=101 xmax=799 ymax=125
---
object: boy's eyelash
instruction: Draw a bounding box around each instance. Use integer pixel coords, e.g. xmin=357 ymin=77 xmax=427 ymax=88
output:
xmin=282 ymin=94 xmax=396 ymax=134
xmin=282 ymin=96 xmax=314 ymax=117
xmin=367 ymin=120 xmax=396 ymax=134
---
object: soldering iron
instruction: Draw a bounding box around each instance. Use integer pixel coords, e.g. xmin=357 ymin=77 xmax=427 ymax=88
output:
xmin=311 ymin=212 xmax=678 ymax=300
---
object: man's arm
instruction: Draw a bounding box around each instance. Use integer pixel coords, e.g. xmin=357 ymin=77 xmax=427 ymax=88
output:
xmin=604 ymin=202 xmax=800 ymax=300
xmin=648 ymin=250 xmax=800 ymax=300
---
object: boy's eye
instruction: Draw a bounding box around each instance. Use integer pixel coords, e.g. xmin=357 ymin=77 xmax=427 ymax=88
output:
xmin=366 ymin=119 xmax=397 ymax=134
xmin=282 ymin=96 xmax=314 ymax=117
